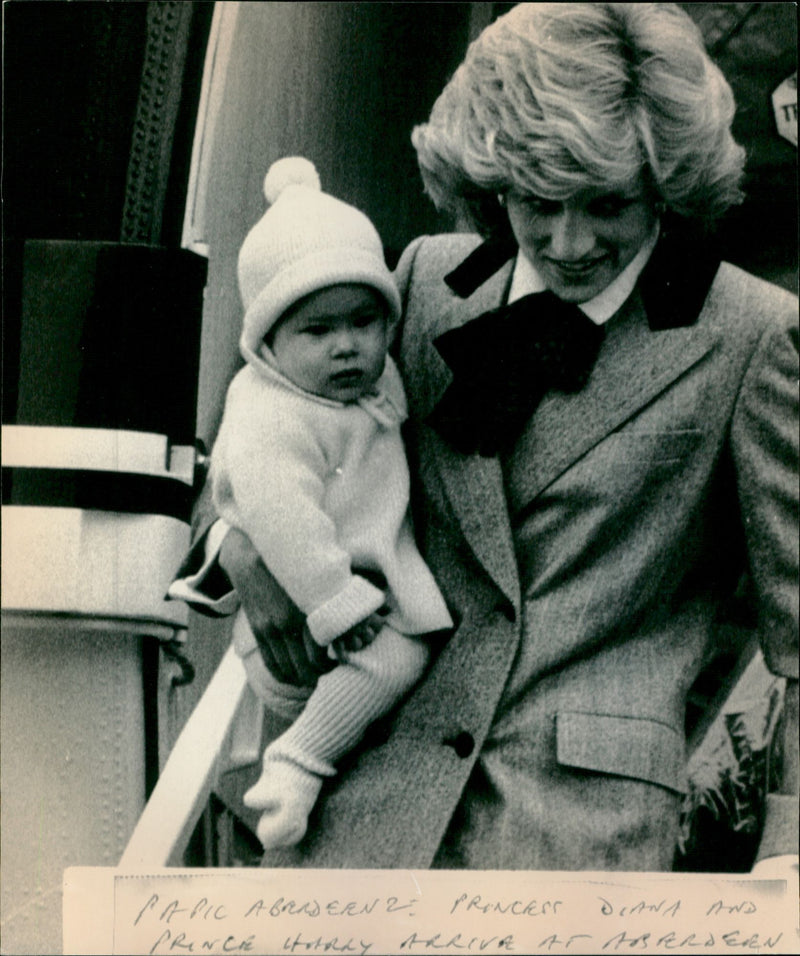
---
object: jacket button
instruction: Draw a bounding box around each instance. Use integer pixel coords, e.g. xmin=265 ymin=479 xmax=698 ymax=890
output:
xmin=443 ymin=731 xmax=475 ymax=759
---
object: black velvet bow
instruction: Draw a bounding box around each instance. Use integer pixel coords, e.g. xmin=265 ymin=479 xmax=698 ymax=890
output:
xmin=428 ymin=292 xmax=605 ymax=456
xmin=428 ymin=217 xmax=720 ymax=456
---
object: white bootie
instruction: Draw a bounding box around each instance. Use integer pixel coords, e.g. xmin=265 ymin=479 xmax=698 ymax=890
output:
xmin=244 ymin=758 xmax=323 ymax=848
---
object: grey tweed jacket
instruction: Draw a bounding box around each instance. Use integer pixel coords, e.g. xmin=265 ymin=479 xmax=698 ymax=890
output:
xmin=264 ymin=233 xmax=798 ymax=870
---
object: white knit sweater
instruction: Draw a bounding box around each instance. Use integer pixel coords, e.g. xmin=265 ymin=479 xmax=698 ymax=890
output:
xmin=211 ymin=352 xmax=452 ymax=646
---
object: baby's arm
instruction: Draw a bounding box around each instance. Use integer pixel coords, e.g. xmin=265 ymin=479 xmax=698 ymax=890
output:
xmin=215 ymin=413 xmax=385 ymax=647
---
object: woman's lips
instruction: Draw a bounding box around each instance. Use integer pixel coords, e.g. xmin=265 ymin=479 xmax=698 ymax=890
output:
xmin=546 ymin=256 xmax=609 ymax=279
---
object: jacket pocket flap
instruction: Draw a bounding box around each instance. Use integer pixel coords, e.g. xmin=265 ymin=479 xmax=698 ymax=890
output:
xmin=601 ymin=428 xmax=703 ymax=464
xmin=556 ymin=711 xmax=687 ymax=794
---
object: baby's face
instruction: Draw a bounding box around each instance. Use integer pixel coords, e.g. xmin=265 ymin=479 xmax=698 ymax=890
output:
xmin=270 ymin=284 xmax=390 ymax=403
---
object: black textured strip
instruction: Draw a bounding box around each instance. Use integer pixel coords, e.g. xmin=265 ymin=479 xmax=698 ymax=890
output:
xmin=444 ymin=237 xmax=518 ymax=298
xmin=3 ymin=467 xmax=193 ymax=522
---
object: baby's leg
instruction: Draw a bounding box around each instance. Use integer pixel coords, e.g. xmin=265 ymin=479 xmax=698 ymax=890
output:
xmin=244 ymin=626 xmax=428 ymax=848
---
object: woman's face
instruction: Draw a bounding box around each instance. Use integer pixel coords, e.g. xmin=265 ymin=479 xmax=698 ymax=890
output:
xmin=504 ymin=175 xmax=658 ymax=303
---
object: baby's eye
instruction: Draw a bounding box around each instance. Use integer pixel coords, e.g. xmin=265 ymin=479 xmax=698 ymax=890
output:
xmin=303 ymin=324 xmax=331 ymax=336
xmin=352 ymin=312 xmax=381 ymax=328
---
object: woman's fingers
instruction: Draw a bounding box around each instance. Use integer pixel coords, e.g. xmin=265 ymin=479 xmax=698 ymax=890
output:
xmin=296 ymin=625 xmax=334 ymax=679
xmin=255 ymin=627 xmax=297 ymax=684
xmin=333 ymin=614 xmax=385 ymax=658
xmin=220 ymin=527 xmax=331 ymax=685
xmin=254 ymin=620 xmax=332 ymax=684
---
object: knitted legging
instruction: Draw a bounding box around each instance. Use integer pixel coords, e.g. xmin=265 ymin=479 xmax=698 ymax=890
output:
xmin=261 ymin=625 xmax=429 ymax=778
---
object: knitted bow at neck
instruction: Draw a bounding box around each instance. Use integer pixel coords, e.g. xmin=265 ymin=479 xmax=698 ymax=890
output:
xmin=357 ymin=386 xmax=407 ymax=428
xmin=428 ymin=292 xmax=604 ymax=456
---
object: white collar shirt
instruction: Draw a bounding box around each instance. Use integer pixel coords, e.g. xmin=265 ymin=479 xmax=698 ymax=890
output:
xmin=507 ymin=222 xmax=661 ymax=324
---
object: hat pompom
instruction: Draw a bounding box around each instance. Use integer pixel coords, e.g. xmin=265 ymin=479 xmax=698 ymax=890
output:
xmin=263 ymin=157 xmax=321 ymax=205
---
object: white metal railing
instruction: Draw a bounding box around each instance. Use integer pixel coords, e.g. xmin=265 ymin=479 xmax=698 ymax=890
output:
xmin=120 ymin=641 xmax=262 ymax=867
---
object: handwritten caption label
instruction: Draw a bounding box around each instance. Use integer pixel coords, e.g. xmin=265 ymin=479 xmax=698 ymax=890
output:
xmin=62 ymin=868 xmax=798 ymax=956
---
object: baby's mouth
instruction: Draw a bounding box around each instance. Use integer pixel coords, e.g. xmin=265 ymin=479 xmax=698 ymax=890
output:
xmin=331 ymin=369 xmax=364 ymax=384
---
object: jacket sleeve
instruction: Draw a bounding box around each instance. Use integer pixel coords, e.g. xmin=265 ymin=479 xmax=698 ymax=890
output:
xmin=214 ymin=411 xmax=385 ymax=647
xmin=166 ymin=517 xmax=238 ymax=617
xmin=730 ymin=308 xmax=799 ymax=861
xmin=390 ymin=236 xmax=427 ymax=355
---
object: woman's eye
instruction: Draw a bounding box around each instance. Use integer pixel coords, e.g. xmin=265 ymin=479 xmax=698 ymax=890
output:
xmin=523 ymin=196 xmax=561 ymax=215
xmin=590 ymin=197 xmax=633 ymax=218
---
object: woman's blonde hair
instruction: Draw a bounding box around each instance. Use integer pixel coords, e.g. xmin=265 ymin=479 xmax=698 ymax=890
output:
xmin=412 ymin=3 xmax=745 ymax=235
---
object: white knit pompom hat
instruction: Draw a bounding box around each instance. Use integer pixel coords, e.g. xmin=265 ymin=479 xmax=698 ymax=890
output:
xmin=238 ymin=157 xmax=401 ymax=358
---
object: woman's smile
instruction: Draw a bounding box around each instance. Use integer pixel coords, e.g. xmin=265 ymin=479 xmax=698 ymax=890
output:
xmin=544 ymin=254 xmax=611 ymax=280
xmin=505 ymin=177 xmax=658 ymax=303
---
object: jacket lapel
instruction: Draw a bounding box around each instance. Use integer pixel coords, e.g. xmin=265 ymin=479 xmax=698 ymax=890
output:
xmin=503 ymin=288 xmax=715 ymax=505
xmin=427 ymin=428 xmax=521 ymax=611
xmin=404 ymin=255 xmax=718 ymax=606
xmin=404 ymin=260 xmax=522 ymax=611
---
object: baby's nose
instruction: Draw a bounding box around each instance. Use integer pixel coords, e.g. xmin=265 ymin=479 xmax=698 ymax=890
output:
xmin=332 ymin=328 xmax=358 ymax=353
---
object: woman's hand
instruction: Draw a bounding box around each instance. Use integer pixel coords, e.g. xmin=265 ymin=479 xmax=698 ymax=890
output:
xmin=329 ymin=609 xmax=388 ymax=662
xmin=218 ymin=527 xmax=332 ymax=685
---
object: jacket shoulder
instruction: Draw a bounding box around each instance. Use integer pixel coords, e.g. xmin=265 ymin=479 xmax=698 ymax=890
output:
xmin=394 ymin=233 xmax=483 ymax=303
xmin=709 ymin=263 xmax=798 ymax=338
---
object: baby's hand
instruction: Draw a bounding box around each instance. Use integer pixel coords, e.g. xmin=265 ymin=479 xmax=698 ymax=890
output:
xmin=330 ymin=610 xmax=388 ymax=662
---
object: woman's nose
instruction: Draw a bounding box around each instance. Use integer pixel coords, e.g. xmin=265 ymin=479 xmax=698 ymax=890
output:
xmin=547 ymin=210 xmax=595 ymax=260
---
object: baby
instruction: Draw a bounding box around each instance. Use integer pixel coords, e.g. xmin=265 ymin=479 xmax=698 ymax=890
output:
xmin=209 ymin=158 xmax=452 ymax=849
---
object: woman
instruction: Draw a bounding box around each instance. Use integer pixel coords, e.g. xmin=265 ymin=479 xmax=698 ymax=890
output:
xmin=179 ymin=3 xmax=797 ymax=872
